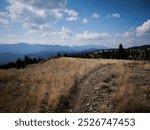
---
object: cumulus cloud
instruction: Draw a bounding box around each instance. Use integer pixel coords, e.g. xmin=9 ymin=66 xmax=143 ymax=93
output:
xmin=8 ymin=0 xmax=67 ymax=11
xmin=65 ymin=9 xmax=79 ymax=21
xmin=8 ymin=0 xmax=67 ymax=20
xmin=76 ymin=31 xmax=111 ymax=40
xmin=6 ymin=0 xmax=67 ymax=32
xmin=112 ymin=13 xmax=120 ymax=18
xmin=0 ymin=12 xmax=9 ymax=26
xmin=122 ymin=31 xmax=134 ymax=38
xmin=42 ymin=26 xmax=72 ymax=39
xmin=59 ymin=26 xmax=72 ymax=39
xmin=82 ymin=18 xmax=88 ymax=24
xmin=136 ymin=19 xmax=150 ymax=36
xmin=107 ymin=13 xmax=120 ymax=18
xmin=42 ymin=27 xmax=111 ymax=41
xmin=1 ymin=0 xmax=80 ymax=34
xmin=0 ymin=17 xmax=9 ymax=25
xmin=92 ymin=13 xmax=100 ymax=18
xmin=23 ymin=22 xmax=49 ymax=33
xmin=50 ymin=9 xmax=63 ymax=20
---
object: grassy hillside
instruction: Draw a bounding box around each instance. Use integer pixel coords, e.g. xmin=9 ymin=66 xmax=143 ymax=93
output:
xmin=0 ymin=57 xmax=149 ymax=112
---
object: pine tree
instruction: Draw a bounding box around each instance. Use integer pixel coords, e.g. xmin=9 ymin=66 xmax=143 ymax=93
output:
xmin=117 ymin=43 xmax=127 ymax=59
xmin=15 ymin=58 xmax=25 ymax=68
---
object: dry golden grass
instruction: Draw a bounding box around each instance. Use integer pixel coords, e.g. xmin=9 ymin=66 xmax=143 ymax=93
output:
xmin=0 ymin=57 xmax=102 ymax=112
xmin=111 ymin=61 xmax=150 ymax=112
xmin=0 ymin=57 xmax=149 ymax=112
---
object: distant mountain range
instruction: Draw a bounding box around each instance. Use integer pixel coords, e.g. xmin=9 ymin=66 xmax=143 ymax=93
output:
xmin=129 ymin=45 xmax=150 ymax=49
xmin=0 ymin=43 xmax=109 ymax=65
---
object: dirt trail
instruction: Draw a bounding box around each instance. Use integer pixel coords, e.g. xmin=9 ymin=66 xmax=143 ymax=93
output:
xmin=39 ymin=91 xmax=49 ymax=112
xmin=59 ymin=64 xmax=117 ymax=113
xmin=45 ymin=61 xmax=150 ymax=113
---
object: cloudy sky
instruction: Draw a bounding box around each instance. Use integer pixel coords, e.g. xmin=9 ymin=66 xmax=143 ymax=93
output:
xmin=0 ymin=0 xmax=150 ymax=47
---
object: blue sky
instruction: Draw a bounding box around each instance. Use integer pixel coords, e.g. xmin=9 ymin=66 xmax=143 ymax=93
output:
xmin=0 ymin=0 xmax=150 ymax=47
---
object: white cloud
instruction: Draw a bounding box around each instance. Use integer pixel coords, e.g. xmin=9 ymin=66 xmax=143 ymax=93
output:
xmin=0 ymin=17 xmax=9 ymax=25
xmin=0 ymin=12 xmax=9 ymax=26
xmin=116 ymin=31 xmax=134 ymax=38
xmin=8 ymin=0 xmax=67 ymax=11
xmin=42 ymin=26 xmax=72 ymax=39
xmin=23 ymin=22 xmax=49 ymax=33
xmin=76 ymin=31 xmax=111 ymax=40
xmin=82 ymin=18 xmax=88 ymax=24
xmin=59 ymin=26 xmax=72 ymax=39
xmin=136 ymin=19 xmax=150 ymax=36
xmin=42 ymin=28 xmax=111 ymax=41
xmin=92 ymin=13 xmax=100 ymax=18
xmin=50 ymin=9 xmax=63 ymax=20
xmin=112 ymin=13 xmax=120 ymax=18
xmin=1 ymin=0 xmax=80 ymax=35
xmin=107 ymin=13 xmax=120 ymax=18
xmin=65 ymin=9 xmax=79 ymax=21
xmin=66 ymin=17 xmax=77 ymax=21
xmin=7 ymin=0 xmax=67 ymax=32
xmin=122 ymin=31 xmax=134 ymax=38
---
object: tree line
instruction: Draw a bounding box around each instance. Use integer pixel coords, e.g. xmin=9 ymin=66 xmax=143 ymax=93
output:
xmin=0 ymin=44 xmax=149 ymax=69
xmin=65 ymin=44 xmax=150 ymax=60
xmin=0 ymin=56 xmax=45 ymax=69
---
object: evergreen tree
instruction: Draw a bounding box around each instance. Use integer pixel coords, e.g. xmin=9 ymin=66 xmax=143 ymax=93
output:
xmin=117 ymin=44 xmax=127 ymax=59
xmin=15 ymin=58 xmax=25 ymax=68
xmin=24 ymin=55 xmax=33 ymax=65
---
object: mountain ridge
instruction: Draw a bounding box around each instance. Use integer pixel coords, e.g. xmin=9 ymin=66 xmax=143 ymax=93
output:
xmin=0 ymin=43 xmax=109 ymax=64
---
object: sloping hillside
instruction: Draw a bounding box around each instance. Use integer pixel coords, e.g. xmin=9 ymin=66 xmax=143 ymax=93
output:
xmin=0 ymin=57 xmax=149 ymax=112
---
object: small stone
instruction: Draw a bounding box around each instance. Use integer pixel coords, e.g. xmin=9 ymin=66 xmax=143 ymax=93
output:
xmin=69 ymin=109 xmax=73 ymax=112
xmin=93 ymin=103 xmax=96 ymax=106
xmin=86 ymin=103 xmax=90 ymax=106
xmin=92 ymin=97 xmax=95 ymax=100
xmin=89 ymin=107 xmax=93 ymax=111
xmin=94 ymin=87 xmax=99 ymax=90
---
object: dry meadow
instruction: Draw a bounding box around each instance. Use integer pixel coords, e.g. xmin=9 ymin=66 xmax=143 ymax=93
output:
xmin=0 ymin=57 xmax=149 ymax=112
